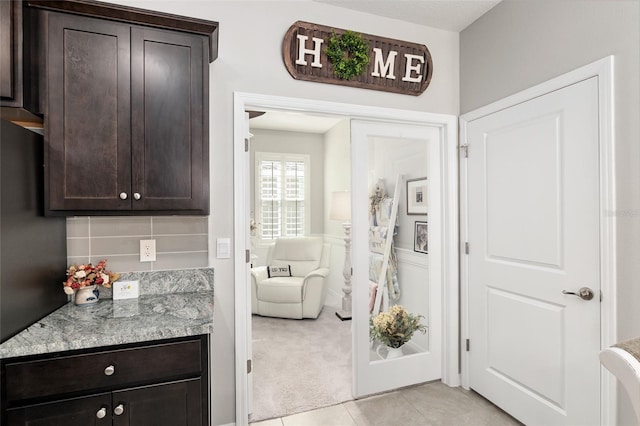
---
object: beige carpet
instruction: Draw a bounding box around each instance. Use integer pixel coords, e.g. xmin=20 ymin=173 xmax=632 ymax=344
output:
xmin=249 ymin=305 xmax=353 ymax=422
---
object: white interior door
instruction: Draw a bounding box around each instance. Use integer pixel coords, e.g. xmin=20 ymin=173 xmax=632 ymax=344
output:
xmin=244 ymin=113 xmax=254 ymax=415
xmin=465 ymin=77 xmax=600 ymax=425
xmin=351 ymin=120 xmax=442 ymax=397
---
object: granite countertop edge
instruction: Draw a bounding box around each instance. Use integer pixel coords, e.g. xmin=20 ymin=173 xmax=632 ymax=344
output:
xmin=0 ymin=290 xmax=214 ymax=360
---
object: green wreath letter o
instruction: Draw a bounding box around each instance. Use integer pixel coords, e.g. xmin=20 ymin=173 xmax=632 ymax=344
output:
xmin=325 ymin=31 xmax=370 ymax=80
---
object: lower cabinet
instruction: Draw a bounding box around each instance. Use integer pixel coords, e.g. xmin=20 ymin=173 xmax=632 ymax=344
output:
xmin=1 ymin=336 xmax=210 ymax=426
xmin=7 ymin=380 xmax=202 ymax=426
xmin=7 ymin=393 xmax=112 ymax=426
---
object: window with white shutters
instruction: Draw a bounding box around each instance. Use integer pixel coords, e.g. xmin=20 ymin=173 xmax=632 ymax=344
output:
xmin=255 ymin=152 xmax=310 ymax=242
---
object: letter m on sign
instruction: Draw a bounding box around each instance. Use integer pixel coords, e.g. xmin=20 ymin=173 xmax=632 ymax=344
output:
xmin=371 ymin=48 xmax=398 ymax=80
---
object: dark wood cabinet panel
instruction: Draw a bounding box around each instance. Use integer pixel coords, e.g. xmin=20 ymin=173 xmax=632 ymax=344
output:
xmin=130 ymin=27 xmax=207 ymax=211
xmin=6 ymin=393 xmax=112 ymax=426
xmin=46 ymin=13 xmax=132 ymax=211
xmin=2 ymin=335 xmax=210 ymax=426
xmin=1 ymin=0 xmax=23 ymax=107
xmin=35 ymin=2 xmax=212 ymax=215
xmin=113 ymin=379 xmax=202 ymax=426
xmin=5 ymin=339 xmax=201 ymax=401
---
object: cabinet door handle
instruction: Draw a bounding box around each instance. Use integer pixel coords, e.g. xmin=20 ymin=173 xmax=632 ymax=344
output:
xmin=114 ymin=403 xmax=125 ymax=416
xmin=96 ymin=407 xmax=107 ymax=419
xmin=119 ymin=192 xmax=128 ymax=200
xmin=104 ymin=365 xmax=115 ymax=376
xmin=133 ymin=192 xmax=141 ymax=200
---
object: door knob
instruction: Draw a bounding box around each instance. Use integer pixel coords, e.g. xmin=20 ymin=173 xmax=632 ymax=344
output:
xmin=133 ymin=192 xmax=141 ymax=200
xmin=104 ymin=365 xmax=115 ymax=376
xmin=562 ymin=287 xmax=594 ymax=301
xmin=96 ymin=407 xmax=107 ymax=419
xmin=119 ymin=192 xmax=128 ymax=200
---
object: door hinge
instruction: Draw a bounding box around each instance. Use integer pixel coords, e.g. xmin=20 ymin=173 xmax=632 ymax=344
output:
xmin=245 ymin=249 xmax=250 ymax=263
xmin=464 ymin=242 xmax=469 ymax=255
xmin=247 ymin=359 xmax=252 ymax=374
xmin=244 ymin=138 xmax=249 ymax=152
xmin=466 ymin=339 xmax=470 ymax=351
xmin=460 ymin=145 xmax=469 ymax=158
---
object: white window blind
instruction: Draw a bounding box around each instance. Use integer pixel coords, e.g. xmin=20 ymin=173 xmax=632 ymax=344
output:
xmin=256 ymin=153 xmax=310 ymax=241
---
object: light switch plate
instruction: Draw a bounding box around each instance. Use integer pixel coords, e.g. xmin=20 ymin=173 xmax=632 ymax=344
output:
xmin=113 ymin=280 xmax=140 ymax=300
xmin=217 ymin=237 xmax=231 ymax=259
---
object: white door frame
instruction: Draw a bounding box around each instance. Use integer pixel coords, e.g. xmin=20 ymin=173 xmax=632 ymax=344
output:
xmin=233 ymin=92 xmax=459 ymax=425
xmin=459 ymin=56 xmax=616 ymax=425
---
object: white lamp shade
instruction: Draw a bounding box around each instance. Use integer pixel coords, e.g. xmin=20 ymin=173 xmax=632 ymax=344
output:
xmin=330 ymin=191 xmax=351 ymax=221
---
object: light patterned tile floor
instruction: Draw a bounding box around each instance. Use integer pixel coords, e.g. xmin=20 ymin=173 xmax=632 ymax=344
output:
xmin=250 ymin=381 xmax=521 ymax=426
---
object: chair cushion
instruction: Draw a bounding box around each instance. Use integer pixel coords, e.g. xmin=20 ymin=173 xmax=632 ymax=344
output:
xmin=270 ymin=237 xmax=323 ymax=276
xmin=257 ymin=277 xmax=305 ymax=303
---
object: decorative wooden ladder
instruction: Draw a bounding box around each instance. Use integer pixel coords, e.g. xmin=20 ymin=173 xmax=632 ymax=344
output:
xmin=371 ymin=174 xmax=403 ymax=316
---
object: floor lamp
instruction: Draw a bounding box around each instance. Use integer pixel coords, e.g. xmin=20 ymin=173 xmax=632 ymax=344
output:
xmin=330 ymin=191 xmax=352 ymax=321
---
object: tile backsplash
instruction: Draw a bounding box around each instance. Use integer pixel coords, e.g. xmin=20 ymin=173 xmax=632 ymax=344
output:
xmin=66 ymin=216 xmax=209 ymax=273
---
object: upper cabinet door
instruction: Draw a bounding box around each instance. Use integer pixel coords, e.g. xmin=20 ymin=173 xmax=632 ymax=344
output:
xmin=130 ymin=27 xmax=208 ymax=212
xmin=0 ymin=0 xmax=23 ymax=107
xmin=46 ymin=13 xmax=132 ymax=211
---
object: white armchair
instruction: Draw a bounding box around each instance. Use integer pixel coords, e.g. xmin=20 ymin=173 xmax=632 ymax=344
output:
xmin=600 ymin=338 xmax=640 ymax=424
xmin=251 ymin=237 xmax=331 ymax=319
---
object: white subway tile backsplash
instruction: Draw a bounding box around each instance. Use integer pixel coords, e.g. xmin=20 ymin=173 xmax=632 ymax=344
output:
xmin=153 ymin=252 xmax=208 ymax=271
xmin=90 ymin=217 xmax=152 ymax=237
xmin=66 ymin=216 xmax=209 ymax=273
xmin=92 ymin=254 xmax=153 ymax=273
xmin=153 ymin=216 xmax=208 ymax=235
xmin=66 ymin=238 xmax=90 ymax=257
xmin=66 ymin=217 xmax=90 ymax=238
xmin=67 ymin=255 xmax=91 ymax=266
xmin=155 ymin=235 xmax=208 ymax=253
xmin=91 ymin=236 xmax=142 ymax=256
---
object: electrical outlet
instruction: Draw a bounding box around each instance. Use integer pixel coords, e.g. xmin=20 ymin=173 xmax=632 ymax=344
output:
xmin=140 ymin=239 xmax=156 ymax=262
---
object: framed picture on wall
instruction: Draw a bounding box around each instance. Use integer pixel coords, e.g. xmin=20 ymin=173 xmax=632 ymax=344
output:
xmin=414 ymin=221 xmax=428 ymax=254
xmin=406 ymin=177 xmax=427 ymax=215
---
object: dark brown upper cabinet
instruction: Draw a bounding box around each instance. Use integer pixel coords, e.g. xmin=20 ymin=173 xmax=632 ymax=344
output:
xmin=1 ymin=0 xmax=23 ymax=107
xmin=26 ymin=0 xmax=218 ymax=215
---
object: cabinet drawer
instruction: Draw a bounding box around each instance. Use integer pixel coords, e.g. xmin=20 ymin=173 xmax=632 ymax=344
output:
xmin=4 ymin=339 xmax=202 ymax=401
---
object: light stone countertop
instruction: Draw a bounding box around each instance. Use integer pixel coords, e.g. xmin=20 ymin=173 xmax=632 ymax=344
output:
xmin=0 ymin=270 xmax=213 ymax=359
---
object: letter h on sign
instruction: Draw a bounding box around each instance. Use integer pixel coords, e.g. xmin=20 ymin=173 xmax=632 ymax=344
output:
xmin=295 ymin=34 xmax=324 ymax=68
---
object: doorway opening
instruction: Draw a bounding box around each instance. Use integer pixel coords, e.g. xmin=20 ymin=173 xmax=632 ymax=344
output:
xmin=233 ymin=92 xmax=459 ymax=425
xmin=247 ymin=109 xmax=353 ymax=421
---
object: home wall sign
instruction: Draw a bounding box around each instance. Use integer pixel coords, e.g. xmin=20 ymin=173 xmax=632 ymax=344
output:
xmin=283 ymin=21 xmax=433 ymax=96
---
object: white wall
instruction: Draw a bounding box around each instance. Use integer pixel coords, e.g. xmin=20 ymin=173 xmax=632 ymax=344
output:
xmin=460 ymin=1 xmax=640 ymax=423
xmin=323 ymin=120 xmax=351 ymax=303
xmin=97 ymin=1 xmax=459 ymax=424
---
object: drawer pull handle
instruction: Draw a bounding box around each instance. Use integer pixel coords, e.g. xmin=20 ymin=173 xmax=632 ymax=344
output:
xmin=114 ymin=403 xmax=125 ymax=416
xmin=119 ymin=192 xmax=128 ymax=200
xmin=104 ymin=365 xmax=115 ymax=376
xmin=96 ymin=407 xmax=107 ymax=419
xmin=133 ymin=192 xmax=141 ymax=200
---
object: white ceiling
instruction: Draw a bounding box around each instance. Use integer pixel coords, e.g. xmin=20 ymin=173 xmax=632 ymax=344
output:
xmin=249 ymin=111 xmax=346 ymax=134
xmin=313 ymin=0 xmax=502 ymax=32
xmin=250 ymin=0 xmax=503 ymax=134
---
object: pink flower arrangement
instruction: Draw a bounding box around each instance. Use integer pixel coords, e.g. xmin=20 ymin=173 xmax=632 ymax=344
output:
xmin=62 ymin=260 xmax=120 ymax=295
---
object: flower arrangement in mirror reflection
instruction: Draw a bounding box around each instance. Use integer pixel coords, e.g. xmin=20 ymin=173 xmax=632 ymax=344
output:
xmin=370 ymin=304 xmax=427 ymax=349
xmin=63 ymin=260 xmax=120 ymax=295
